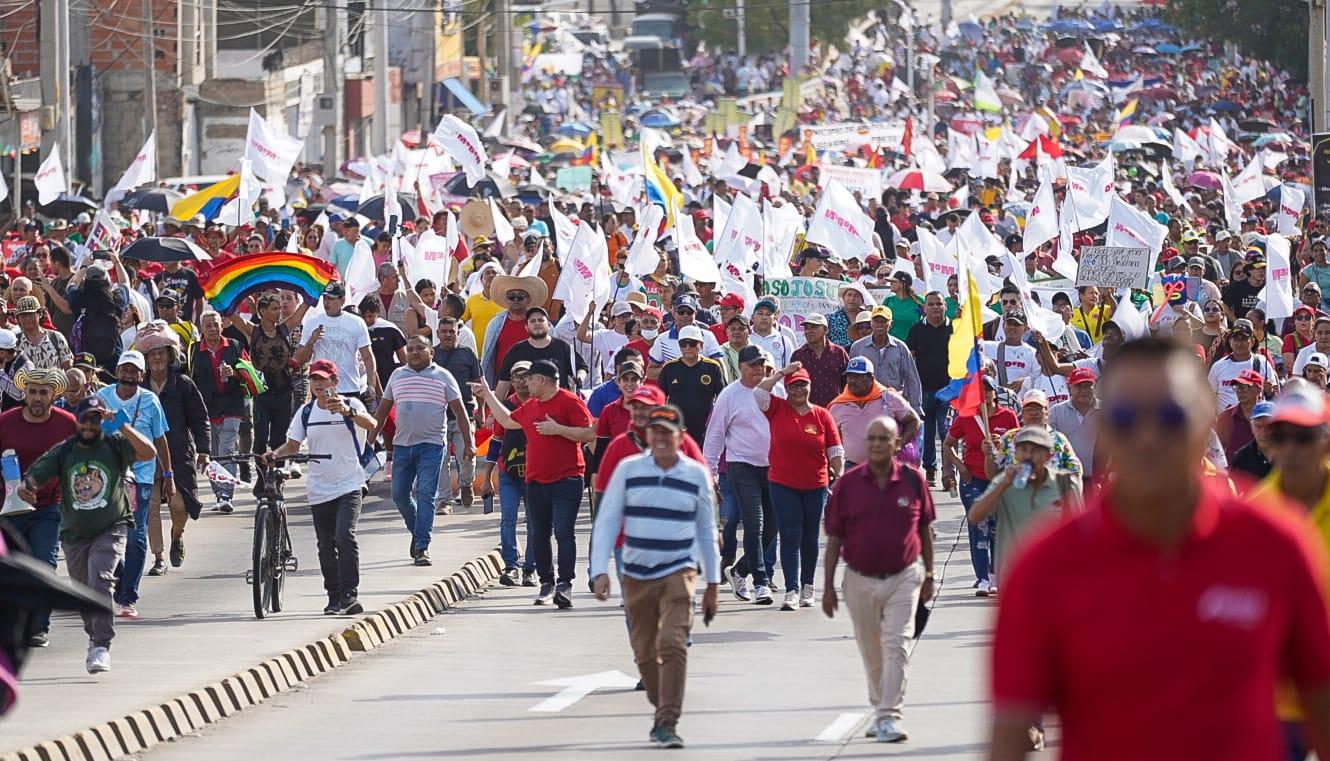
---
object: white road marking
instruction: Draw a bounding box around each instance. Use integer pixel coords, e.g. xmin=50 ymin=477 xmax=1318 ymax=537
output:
xmin=816 ymin=711 xmax=869 ymax=742
xmin=529 ymin=669 xmax=639 ymax=713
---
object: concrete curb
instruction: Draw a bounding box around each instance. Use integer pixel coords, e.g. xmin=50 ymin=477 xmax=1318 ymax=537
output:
xmin=0 ymin=550 xmax=504 ymax=761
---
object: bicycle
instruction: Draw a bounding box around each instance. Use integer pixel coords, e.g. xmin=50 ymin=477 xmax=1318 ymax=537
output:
xmin=214 ymin=453 xmax=330 ymax=619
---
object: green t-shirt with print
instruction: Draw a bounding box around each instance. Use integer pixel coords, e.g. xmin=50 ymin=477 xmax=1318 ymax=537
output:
xmin=27 ymin=433 xmax=136 ymax=543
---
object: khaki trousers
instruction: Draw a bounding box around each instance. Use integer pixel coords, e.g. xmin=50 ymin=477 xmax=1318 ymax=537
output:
xmin=843 ymin=561 xmax=923 ymax=722
xmin=147 ymin=477 xmax=189 ymax=557
xmin=622 ymin=568 xmax=696 ymax=730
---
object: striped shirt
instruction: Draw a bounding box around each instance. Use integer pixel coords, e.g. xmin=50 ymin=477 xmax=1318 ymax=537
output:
xmin=591 ymin=453 xmax=721 ymax=584
xmin=382 ymin=364 xmax=461 ymax=446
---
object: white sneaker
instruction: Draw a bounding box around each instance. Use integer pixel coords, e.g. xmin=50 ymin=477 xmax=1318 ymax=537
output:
xmin=799 ymin=584 xmax=816 ymax=607
xmin=732 ymin=575 xmax=752 ymax=601
xmin=780 ymin=590 xmax=798 ymax=610
xmin=217 ymin=501 xmax=234 ymax=514
xmin=86 ymin=646 xmax=111 ymax=674
xmin=988 ymin=581 xmax=998 ymax=596
xmin=976 ymin=579 xmax=992 ymax=597
xmin=753 ymin=585 xmax=774 ymax=605
xmin=875 ymin=718 xmax=907 ymax=743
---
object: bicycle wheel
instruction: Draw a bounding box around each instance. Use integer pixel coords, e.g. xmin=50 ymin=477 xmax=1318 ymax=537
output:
xmin=252 ymin=505 xmax=274 ymax=619
xmin=270 ymin=507 xmax=288 ymax=613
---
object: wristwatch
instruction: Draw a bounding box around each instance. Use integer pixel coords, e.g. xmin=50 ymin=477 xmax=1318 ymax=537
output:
xmin=161 ymin=470 xmax=173 ymax=478
xmin=924 ymin=571 xmax=934 ymax=579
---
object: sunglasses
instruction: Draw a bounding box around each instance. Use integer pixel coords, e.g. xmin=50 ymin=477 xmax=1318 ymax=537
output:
xmin=1297 ymin=314 xmax=1314 ymax=321
xmin=1203 ymin=306 xmax=1222 ymax=313
xmin=1271 ymin=426 xmax=1325 ymax=446
xmin=506 ymin=292 xmax=530 ymax=302
xmin=678 ymin=340 xmax=701 ymax=348
xmin=1106 ymin=399 xmax=1187 ymax=433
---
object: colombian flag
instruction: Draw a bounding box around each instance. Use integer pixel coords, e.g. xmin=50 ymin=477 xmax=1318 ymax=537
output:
xmin=642 ymin=141 xmax=682 ymax=228
xmin=934 ymin=265 xmax=986 ymax=416
xmin=170 ymin=175 xmax=240 ymax=221
xmin=1115 ymin=98 xmax=1138 ymax=128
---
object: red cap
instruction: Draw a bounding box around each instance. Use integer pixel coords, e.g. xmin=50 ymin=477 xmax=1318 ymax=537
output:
xmin=1067 ymin=368 xmax=1096 ymax=385
xmin=784 ymin=368 xmax=812 ymax=385
xmin=308 ymin=359 xmax=339 ymax=380
xmin=719 ymin=293 xmax=746 ymax=310
xmin=627 ymin=386 xmax=666 ymax=406
xmin=1230 ymin=369 xmax=1264 ymax=387
xmin=1295 ymin=304 xmax=1317 ymax=317
xmin=979 ymin=211 xmax=995 ymax=225
xmin=643 ymin=306 xmax=664 ymax=320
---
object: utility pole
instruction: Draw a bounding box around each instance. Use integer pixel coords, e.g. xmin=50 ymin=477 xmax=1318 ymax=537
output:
xmin=373 ymin=2 xmax=389 ymax=154
xmin=56 ymin=0 xmax=71 ymax=184
xmin=1311 ymin=0 xmax=1328 ymax=132
xmin=0 ymin=65 xmax=21 ymax=219
xmin=735 ymin=0 xmax=746 ymax=59
xmin=142 ymin=0 xmax=158 ymax=149
xmin=789 ymin=0 xmax=809 ymax=75
xmin=495 ymin=0 xmax=509 ymax=123
xmin=476 ymin=4 xmax=489 ymax=106
xmin=323 ymin=4 xmax=345 ymax=171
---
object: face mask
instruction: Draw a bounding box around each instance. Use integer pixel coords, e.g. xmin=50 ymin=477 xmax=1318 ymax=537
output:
xmin=641 ymin=329 xmax=659 ymax=341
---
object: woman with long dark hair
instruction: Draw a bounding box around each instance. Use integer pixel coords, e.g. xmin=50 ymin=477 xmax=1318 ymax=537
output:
xmin=65 ymin=263 xmax=128 ymax=373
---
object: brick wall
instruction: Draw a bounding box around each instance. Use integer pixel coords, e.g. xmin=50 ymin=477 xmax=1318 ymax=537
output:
xmin=86 ymin=0 xmax=179 ymax=74
xmin=1 ymin=2 xmax=40 ymax=77
xmin=99 ymin=69 xmax=182 ymax=181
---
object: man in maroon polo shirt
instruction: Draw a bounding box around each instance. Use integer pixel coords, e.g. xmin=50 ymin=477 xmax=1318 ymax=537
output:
xmin=823 ymin=415 xmax=934 ymax=745
xmin=990 ymin=338 xmax=1330 ymax=761
xmin=792 ymin=312 xmax=850 ymax=408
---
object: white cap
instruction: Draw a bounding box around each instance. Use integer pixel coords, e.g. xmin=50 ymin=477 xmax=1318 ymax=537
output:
xmin=677 ymin=325 xmax=706 ymax=343
xmin=117 ymin=350 xmax=146 ymax=371
xmin=0 ymin=330 xmax=16 ymax=351
xmin=611 ymin=301 xmax=633 ymax=317
xmin=1308 ymin=352 xmax=1329 ymax=370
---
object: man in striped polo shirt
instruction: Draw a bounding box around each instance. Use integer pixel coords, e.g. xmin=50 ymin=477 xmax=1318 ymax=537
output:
xmin=371 ymin=336 xmax=473 ymax=566
xmin=591 ymin=404 xmax=720 ymax=750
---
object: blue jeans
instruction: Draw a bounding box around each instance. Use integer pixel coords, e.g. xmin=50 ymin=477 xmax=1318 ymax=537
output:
xmin=114 ymin=483 xmax=154 ymax=606
xmin=391 ymin=442 xmax=444 ymax=553
xmin=921 ymin=392 xmax=948 ymax=472
xmin=498 ymin=470 xmax=535 ymax=572
xmin=718 ymin=472 xmax=741 ymax=567
xmin=959 ymin=477 xmax=995 ymax=583
xmin=728 ymin=462 xmax=776 ymax=587
xmin=526 ymin=477 xmax=582 ymax=586
xmin=9 ymin=506 xmax=60 ymax=631
xmin=770 ymin=483 xmax=828 ymax=593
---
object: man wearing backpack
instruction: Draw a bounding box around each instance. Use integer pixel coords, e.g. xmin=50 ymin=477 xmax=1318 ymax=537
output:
xmin=192 ymin=311 xmax=249 ymax=513
xmin=21 ymin=396 xmax=158 ymax=673
xmin=269 ymin=359 xmax=376 ymax=615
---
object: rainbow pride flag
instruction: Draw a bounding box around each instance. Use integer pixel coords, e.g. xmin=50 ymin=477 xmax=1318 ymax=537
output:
xmin=201 ymin=252 xmax=338 ymax=315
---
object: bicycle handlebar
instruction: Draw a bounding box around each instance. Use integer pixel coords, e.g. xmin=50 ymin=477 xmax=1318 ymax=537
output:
xmin=211 ymin=454 xmax=332 ymax=465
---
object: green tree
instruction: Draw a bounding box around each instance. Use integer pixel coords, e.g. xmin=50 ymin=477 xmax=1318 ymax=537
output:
xmin=1165 ymin=0 xmax=1307 ymax=77
xmin=687 ymin=0 xmax=886 ymax=58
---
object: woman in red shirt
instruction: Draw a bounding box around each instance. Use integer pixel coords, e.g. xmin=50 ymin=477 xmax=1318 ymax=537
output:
xmin=755 ymin=363 xmax=844 ymax=611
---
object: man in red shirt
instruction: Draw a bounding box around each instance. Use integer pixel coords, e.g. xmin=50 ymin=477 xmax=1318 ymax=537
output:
xmin=942 ymin=376 xmax=1019 ymax=596
xmin=990 ymin=338 xmax=1330 ymax=761
xmin=823 ymin=415 xmax=933 ymax=744
xmin=472 ymin=360 xmax=594 ymax=610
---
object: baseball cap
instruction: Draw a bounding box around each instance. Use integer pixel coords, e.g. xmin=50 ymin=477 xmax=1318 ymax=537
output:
xmin=1251 ymin=401 xmax=1276 ymax=421
xmin=784 ymin=368 xmax=812 ymax=385
xmin=1005 ymin=311 xmax=1029 ymax=325
xmin=646 ymin=404 xmax=686 ymax=432
xmin=737 ymin=345 xmax=772 ymax=366
xmin=73 ymin=352 xmax=98 ymax=370
xmin=1020 ymin=389 xmax=1050 ymax=408
xmin=643 ymin=306 xmax=664 ymax=321
xmin=308 ymin=359 xmax=339 ymax=379
xmin=726 ymin=313 xmax=750 ymax=328
xmin=870 ymin=305 xmax=894 ymax=321
xmin=1247 ymin=256 xmax=1267 ymax=269
xmin=1308 ymin=352 xmax=1330 ymax=370
xmin=323 ymin=281 xmax=347 ymax=298
xmin=13 ymin=296 xmax=40 ymax=315
xmin=1186 ymin=256 xmax=1206 ymax=268
xmin=1216 ymin=230 xmax=1233 ymax=241
xmin=854 ymin=311 xmax=874 ymax=325
xmin=1067 ymin=368 xmax=1096 ymax=385
xmin=677 ymin=325 xmax=706 ymax=343
xmin=510 ymin=360 xmax=533 ymax=376
xmin=1231 ymin=319 xmax=1255 ymax=337
xmin=155 ymin=290 xmax=181 ymax=306
xmin=674 ymin=294 xmax=700 ymax=312
xmin=611 ymin=301 xmax=633 ymax=318
xmin=117 ymin=350 xmax=146 ymax=371
xmin=75 ymin=396 xmax=108 ymax=420
xmin=1271 ymin=388 xmax=1328 ymax=427
xmin=802 ymin=313 xmax=829 ymax=328
xmin=845 ymin=356 xmax=874 ymax=376
xmin=627 ymin=386 xmax=667 ymax=406
xmin=754 ymin=297 xmax=780 ymax=314
xmin=1164 ymin=257 xmax=1186 ymax=271
xmin=718 ymin=293 xmax=745 ymax=310
xmin=1004 ymin=233 xmax=1023 ymax=248
xmin=526 ymin=359 xmax=560 ymax=381
xmin=0 ymin=330 xmax=18 ymax=351
xmin=1013 ymin=426 xmax=1054 ymax=450
xmin=1229 ymin=368 xmax=1264 ymax=387
xmin=616 ymin=359 xmax=645 ymax=379
xmin=85 ymin=264 xmax=108 ymax=281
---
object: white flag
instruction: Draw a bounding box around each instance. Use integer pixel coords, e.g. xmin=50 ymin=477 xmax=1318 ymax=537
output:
xmin=947 ymin=129 xmax=976 ymax=170
xmin=107 ymin=132 xmax=156 ymax=205
xmin=674 ymin=213 xmax=722 ymax=284
xmin=716 ymin=141 xmax=746 ymax=177
xmin=0 ymin=168 xmax=7 ymax=205
xmin=404 ymin=230 xmax=454 ymax=289
xmin=1112 ymin=291 xmax=1147 ymax=341
xmin=343 ymin=240 xmax=377 ymax=305
xmin=489 ymin=198 xmax=515 ymax=245
xmin=804 ymin=180 xmax=875 ymax=261
xmin=1023 ymin=175 xmax=1059 ymax=256
xmin=761 ymin=200 xmax=800 ymax=279
xmin=245 ymin=109 xmax=303 ymax=183
xmin=1207 ymin=118 xmax=1234 ymax=167
xmin=552 ymin=223 xmax=611 ymax=323
xmin=1260 ymin=234 xmax=1296 ymax=320
xmin=915 ymin=227 xmax=958 ymax=293
xmin=1278 ymin=186 xmax=1305 ymax=235
xmin=1173 ymin=128 xmax=1204 ymax=168
xmin=382 ymin=184 xmax=403 ymax=232
xmin=1064 ymin=153 xmax=1114 ymax=230
xmin=625 ymin=203 xmax=665 ymax=277
xmin=1161 ymin=162 xmax=1191 ymax=215
xmin=548 ymin=201 xmax=578 ymax=263
xmin=713 ymin=193 xmax=763 ymax=270
xmin=219 ymin=157 xmax=261 ymax=227
xmin=1220 ymin=169 xmax=1244 ymax=232
xmin=34 ymin=146 xmax=67 ymax=206
xmin=1228 ymin=157 xmax=1266 ymax=205
xmin=680 ymin=147 xmax=705 ymax=188
xmin=1081 ymin=43 xmax=1108 ymax=78
xmin=712 ymin=194 xmax=732 ymax=239
xmin=432 ymin=114 xmax=489 ymax=185
xmin=1106 ymin=196 xmax=1168 ymax=263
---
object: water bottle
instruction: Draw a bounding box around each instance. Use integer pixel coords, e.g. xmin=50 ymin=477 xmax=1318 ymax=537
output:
xmin=1012 ymin=461 xmax=1033 ymax=489
xmin=0 ymin=448 xmax=32 ymax=517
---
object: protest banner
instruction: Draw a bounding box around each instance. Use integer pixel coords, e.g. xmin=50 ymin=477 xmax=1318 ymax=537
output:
xmin=817 ymin=164 xmax=884 ymax=198
xmin=802 ymin=121 xmax=906 ymax=152
xmin=760 ymin=277 xmax=890 ymax=334
xmin=1074 ymin=246 xmax=1152 ymax=289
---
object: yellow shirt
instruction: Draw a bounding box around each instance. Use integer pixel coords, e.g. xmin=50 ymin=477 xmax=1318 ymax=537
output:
xmin=462 ymin=294 xmax=504 ymax=358
xmin=1253 ymin=469 xmax=1330 ymax=720
xmin=1069 ymin=304 xmax=1114 ymax=344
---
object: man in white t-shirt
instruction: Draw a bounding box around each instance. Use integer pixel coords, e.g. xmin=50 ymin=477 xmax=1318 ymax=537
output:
xmin=748 ymin=296 xmax=799 ymax=367
xmin=1207 ymin=319 xmax=1277 ymax=410
xmin=983 ymin=312 xmax=1038 ymax=390
xmin=577 ymin=301 xmax=633 ymax=379
xmin=648 ymin=294 xmax=723 ymax=377
xmin=270 ymin=359 xmax=376 ymax=616
xmin=296 ymin=281 xmax=377 ymax=400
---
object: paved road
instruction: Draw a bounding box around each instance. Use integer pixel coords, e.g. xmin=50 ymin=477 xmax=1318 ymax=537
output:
xmin=144 ymin=488 xmax=1001 ymax=760
xmin=2 ymin=476 xmax=501 ymax=753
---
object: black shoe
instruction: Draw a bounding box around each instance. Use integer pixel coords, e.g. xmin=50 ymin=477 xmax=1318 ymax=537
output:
xmin=337 ymin=595 xmax=364 ymax=616
xmin=414 ymin=550 xmax=432 ymax=566
xmin=409 ymin=539 xmax=420 ymax=560
xmin=323 ymin=595 xmax=340 ymax=615
xmin=499 ymin=568 xmax=519 ymax=586
xmin=147 ymin=559 xmax=167 ymax=576
xmin=521 ymin=570 xmax=538 ymax=587
xmin=240 ymin=462 xmax=252 ymax=483
xmin=635 ymin=679 xmax=645 ymax=691
xmin=169 ymin=537 xmax=185 ymax=567
xmin=27 ymin=631 xmax=49 ymax=648
xmin=553 ymin=583 xmax=573 ymax=609
xmin=534 ymin=583 xmax=555 ymax=605
xmin=926 ymin=468 xmax=937 ymax=486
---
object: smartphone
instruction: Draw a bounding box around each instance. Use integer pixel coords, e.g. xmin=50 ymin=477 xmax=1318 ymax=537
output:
xmin=322 ymin=387 xmax=337 ymax=400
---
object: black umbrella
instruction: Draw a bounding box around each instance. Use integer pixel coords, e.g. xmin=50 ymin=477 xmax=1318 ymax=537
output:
xmin=354 ymin=193 xmax=418 ymax=222
xmin=443 ymin=171 xmax=517 ymax=200
xmin=38 ymin=193 xmax=98 ymax=220
xmin=119 ymin=187 xmax=184 ymax=215
xmin=122 ymin=236 xmax=213 ymax=263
